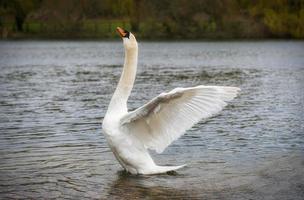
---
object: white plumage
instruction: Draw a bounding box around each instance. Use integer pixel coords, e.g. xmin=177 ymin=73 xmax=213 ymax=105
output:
xmin=102 ymin=27 xmax=240 ymax=175
xmin=121 ymin=86 xmax=239 ymax=153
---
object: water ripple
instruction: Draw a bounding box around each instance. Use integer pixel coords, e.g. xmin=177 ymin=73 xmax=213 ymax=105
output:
xmin=0 ymin=41 xmax=304 ymax=199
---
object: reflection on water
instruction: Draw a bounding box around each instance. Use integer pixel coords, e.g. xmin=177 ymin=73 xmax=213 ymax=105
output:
xmin=0 ymin=41 xmax=304 ymax=199
xmin=106 ymin=171 xmax=196 ymax=200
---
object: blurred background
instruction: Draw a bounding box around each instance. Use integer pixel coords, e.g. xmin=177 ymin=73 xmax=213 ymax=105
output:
xmin=1 ymin=0 xmax=304 ymax=39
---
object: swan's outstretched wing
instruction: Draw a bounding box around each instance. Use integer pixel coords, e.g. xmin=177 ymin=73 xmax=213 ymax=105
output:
xmin=121 ymin=86 xmax=240 ymax=153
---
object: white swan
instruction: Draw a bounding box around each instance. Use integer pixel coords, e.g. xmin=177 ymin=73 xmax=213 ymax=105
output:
xmin=102 ymin=27 xmax=240 ymax=175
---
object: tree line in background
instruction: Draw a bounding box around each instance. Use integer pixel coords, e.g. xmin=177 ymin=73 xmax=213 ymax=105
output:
xmin=0 ymin=0 xmax=303 ymax=39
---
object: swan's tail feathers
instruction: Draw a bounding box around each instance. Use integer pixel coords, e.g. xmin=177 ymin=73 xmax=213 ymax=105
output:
xmin=147 ymin=164 xmax=186 ymax=175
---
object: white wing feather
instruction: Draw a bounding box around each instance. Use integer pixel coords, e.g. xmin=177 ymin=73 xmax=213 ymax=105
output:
xmin=120 ymin=85 xmax=240 ymax=153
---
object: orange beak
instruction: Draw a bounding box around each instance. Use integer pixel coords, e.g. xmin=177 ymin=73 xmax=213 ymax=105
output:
xmin=116 ymin=27 xmax=127 ymax=37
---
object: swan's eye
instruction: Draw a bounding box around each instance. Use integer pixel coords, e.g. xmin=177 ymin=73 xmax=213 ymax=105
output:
xmin=124 ymin=31 xmax=130 ymax=39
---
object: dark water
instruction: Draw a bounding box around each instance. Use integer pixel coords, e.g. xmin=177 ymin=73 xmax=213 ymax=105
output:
xmin=0 ymin=41 xmax=304 ymax=199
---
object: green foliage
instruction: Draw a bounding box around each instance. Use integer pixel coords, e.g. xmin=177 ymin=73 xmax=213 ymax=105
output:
xmin=248 ymin=0 xmax=304 ymax=38
xmin=294 ymin=9 xmax=304 ymax=38
xmin=1 ymin=0 xmax=303 ymax=39
xmin=0 ymin=0 xmax=41 ymax=31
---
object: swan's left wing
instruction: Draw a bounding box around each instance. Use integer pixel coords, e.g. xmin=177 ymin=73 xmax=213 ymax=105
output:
xmin=120 ymin=86 xmax=240 ymax=153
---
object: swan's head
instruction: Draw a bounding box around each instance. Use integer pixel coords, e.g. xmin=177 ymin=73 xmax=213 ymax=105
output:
xmin=116 ymin=27 xmax=137 ymax=50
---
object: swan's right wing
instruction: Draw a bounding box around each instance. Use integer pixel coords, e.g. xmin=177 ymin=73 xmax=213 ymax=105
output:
xmin=121 ymin=86 xmax=240 ymax=153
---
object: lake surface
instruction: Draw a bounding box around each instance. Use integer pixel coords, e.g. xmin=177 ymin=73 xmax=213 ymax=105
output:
xmin=0 ymin=40 xmax=304 ymax=199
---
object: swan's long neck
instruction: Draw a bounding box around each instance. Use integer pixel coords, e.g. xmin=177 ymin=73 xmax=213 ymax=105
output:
xmin=108 ymin=46 xmax=138 ymax=114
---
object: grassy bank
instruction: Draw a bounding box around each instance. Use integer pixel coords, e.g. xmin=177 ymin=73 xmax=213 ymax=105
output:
xmin=1 ymin=19 xmax=303 ymax=40
xmin=1 ymin=20 xmax=133 ymax=39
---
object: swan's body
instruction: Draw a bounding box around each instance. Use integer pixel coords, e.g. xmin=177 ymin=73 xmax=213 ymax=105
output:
xmin=102 ymin=27 xmax=240 ymax=175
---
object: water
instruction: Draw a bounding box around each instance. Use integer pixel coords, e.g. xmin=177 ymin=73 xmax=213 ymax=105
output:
xmin=0 ymin=41 xmax=304 ymax=199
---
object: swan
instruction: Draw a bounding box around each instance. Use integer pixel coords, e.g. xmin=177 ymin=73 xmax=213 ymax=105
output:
xmin=102 ymin=27 xmax=240 ymax=175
